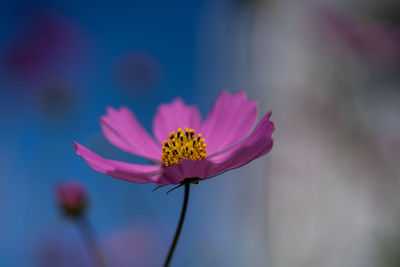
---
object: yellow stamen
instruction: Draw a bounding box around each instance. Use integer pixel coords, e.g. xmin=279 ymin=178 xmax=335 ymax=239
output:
xmin=161 ymin=127 xmax=207 ymax=167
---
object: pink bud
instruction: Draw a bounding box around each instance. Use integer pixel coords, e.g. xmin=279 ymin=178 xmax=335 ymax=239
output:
xmin=56 ymin=180 xmax=88 ymax=217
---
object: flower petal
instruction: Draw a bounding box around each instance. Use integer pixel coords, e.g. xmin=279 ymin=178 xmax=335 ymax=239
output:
xmin=157 ymin=160 xmax=212 ymax=185
xmin=201 ymin=91 xmax=258 ymax=155
xmin=152 ymin=98 xmax=202 ymax=144
xmin=208 ymin=111 xmax=274 ymax=174
xmin=101 ymin=107 xmax=161 ymax=162
xmin=73 ymin=142 xmax=161 ymax=184
xmin=157 ymin=112 xmax=273 ymax=185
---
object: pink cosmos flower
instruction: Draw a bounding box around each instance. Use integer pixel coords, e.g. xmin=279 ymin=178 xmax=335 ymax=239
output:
xmin=73 ymin=91 xmax=274 ymax=186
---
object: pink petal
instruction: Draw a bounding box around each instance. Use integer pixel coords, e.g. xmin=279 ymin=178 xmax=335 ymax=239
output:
xmin=157 ymin=112 xmax=273 ymax=185
xmin=208 ymin=111 xmax=274 ymax=173
xmin=201 ymin=91 xmax=258 ymax=155
xmin=73 ymin=142 xmax=161 ymax=184
xmin=152 ymin=98 xmax=202 ymax=144
xmin=101 ymin=107 xmax=161 ymax=162
xmin=157 ymin=160 xmax=212 ymax=185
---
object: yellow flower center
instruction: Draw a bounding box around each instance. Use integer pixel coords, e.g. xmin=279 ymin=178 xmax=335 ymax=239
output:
xmin=161 ymin=127 xmax=207 ymax=167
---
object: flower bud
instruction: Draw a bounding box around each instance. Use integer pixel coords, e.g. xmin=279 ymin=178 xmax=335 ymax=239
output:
xmin=56 ymin=181 xmax=88 ymax=217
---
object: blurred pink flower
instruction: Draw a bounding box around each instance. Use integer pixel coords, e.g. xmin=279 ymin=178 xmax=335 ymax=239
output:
xmin=103 ymin=225 xmax=164 ymax=266
xmin=114 ymin=52 xmax=160 ymax=93
xmin=36 ymin=223 xmax=92 ymax=267
xmin=56 ymin=181 xmax=88 ymax=216
xmin=36 ymin=223 xmax=162 ymax=267
xmin=316 ymin=5 xmax=400 ymax=63
xmin=73 ymin=91 xmax=275 ymax=186
xmin=3 ymin=8 xmax=87 ymax=83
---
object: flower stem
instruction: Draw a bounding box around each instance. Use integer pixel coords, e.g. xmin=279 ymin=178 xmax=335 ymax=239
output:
xmin=75 ymin=216 xmax=106 ymax=267
xmin=163 ymin=183 xmax=191 ymax=267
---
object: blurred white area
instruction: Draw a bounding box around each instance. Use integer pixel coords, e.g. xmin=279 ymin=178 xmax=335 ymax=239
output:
xmin=252 ymin=0 xmax=400 ymax=267
xmin=202 ymin=0 xmax=400 ymax=266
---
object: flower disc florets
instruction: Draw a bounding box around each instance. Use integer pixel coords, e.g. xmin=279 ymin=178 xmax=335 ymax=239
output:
xmin=161 ymin=127 xmax=207 ymax=166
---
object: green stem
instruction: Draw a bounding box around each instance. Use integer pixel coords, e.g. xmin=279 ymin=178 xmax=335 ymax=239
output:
xmin=163 ymin=183 xmax=191 ymax=267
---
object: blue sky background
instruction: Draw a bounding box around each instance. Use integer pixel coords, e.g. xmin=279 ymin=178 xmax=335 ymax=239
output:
xmin=0 ymin=0 xmax=251 ymax=266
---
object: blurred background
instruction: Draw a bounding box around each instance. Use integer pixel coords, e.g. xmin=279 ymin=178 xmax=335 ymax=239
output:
xmin=0 ymin=0 xmax=399 ymax=266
